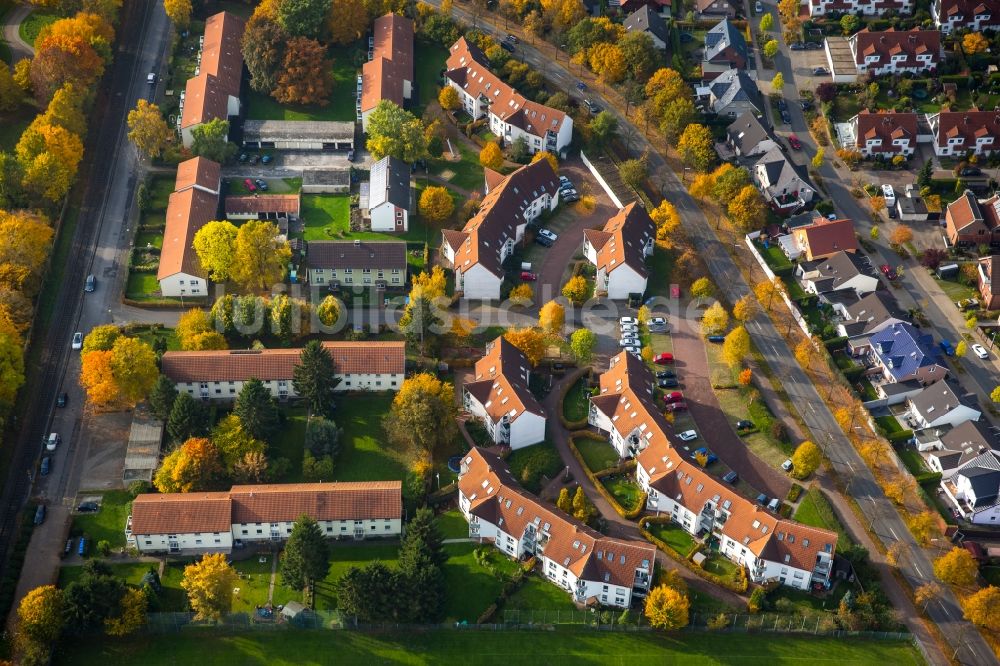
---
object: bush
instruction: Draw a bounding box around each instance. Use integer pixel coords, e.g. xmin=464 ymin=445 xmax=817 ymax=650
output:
xmin=769 ymin=420 xmax=788 ymax=443
xmin=786 ymin=483 xmax=804 ymax=502
xmin=824 ymin=336 xmax=849 ymax=350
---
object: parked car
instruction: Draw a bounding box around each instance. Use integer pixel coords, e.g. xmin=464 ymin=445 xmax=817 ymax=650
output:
xmin=520 ymin=271 xmax=537 ymax=281
xmin=663 ymin=391 xmax=683 ymax=404
xmin=646 ymin=317 xmax=667 ymax=327
xmin=563 ymin=193 xmax=580 ymax=203
xmin=799 ymin=100 xmax=814 ymax=111
xmin=534 ymin=234 xmax=553 ymax=247
xmin=973 ymin=343 xmax=989 ymax=359
xmin=780 ymin=109 xmax=792 ymax=124
xmin=812 ymin=66 xmax=830 ymax=75
xmin=560 ymin=189 xmax=578 ymax=198
xmin=40 ymin=456 xmax=50 ymax=477
xmin=805 ymin=41 xmax=822 ymax=49
xmin=505 ymin=33 xmax=518 ymax=43
xmin=244 ymin=178 xmax=256 ymax=193
xmin=500 ymin=41 xmax=515 ymax=53
xmin=238 ymin=153 xmax=249 ymax=163
xmin=788 ymin=134 xmax=802 ymax=150
xmin=768 ymin=498 xmax=781 ymax=511
xmin=707 ymin=335 xmax=725 ymax=343
xmin=146 ymin=72 xmax=156 ymax=85
xmin=959 ymin=166 xmax=982 ymax=177
xmin=559 ymin=175 xmax=572 ymax=185
xmin=77 ymin=501 xmax=99 ymax=513
xmin=756 ymin=493 xmax=768 ymax=505
xmin=576 ymin=81 xmax=587 ymax=91
xmin=46 ymin=433 xmax=60 ymax=452
xmin=255 ymin=178 xmax=268 ymax=191
xmin=670 ymin=284 xmax=681 ymax=298
xmin=559 ymin=181 xmax=574 ymax=191
xmin=664 ymin=401 xmax=687 ymax=412
xmin=678 ymin=429 xmax=698 ymax=442
xmin=939 ymin=339 xmax=955 ymax=356
xmin=78 ymin=537 xmax=86 ymax=556
xmin=789 ymin=42 xmax=806 ymax=50
xmin=880 ymin=264 xmax=896 ymax=280
xmin=34 ymin=505 xmax=46 ymax=526
xmin=620 ymin=322 xmax=639 ymax=332
xmin=624 ymin=345 xmax=642 ymax=356
xmin=781 ymin=459 xmax=793 ymax=472
xmin=658 ymin=378 xmax=679 ymax=388
xmin=654 ymin=352 xmax=674 ymax=364
xmin=537 ymin=229 xmax=558 ymax=243
xmin=655 ymin=370 xmax=676 ymax=379
xmin=260 ymin=154 xmax=272 ymax=164
xmin=754 ymin=0 xmax=762 ymax=11
xmin=736 ymin=419 xmax=753 ymax=430
xmin=777 ymin=99 xmax=788 ymax=111
xmin=723 ymin=471 xmax=739 ymax=484
xmin=692 ymin=447 xmax=717 ymax=465
xmin=72 ymin=332 xmax=82 ymax=350
xmin=63 ymin=539 xmax=73 ymax=557
xmin=56 ymin=392 xmax=68 ymax=408
xmin=619 ymin=337 xmax=640 ymax=348
xmin=85 ymin=274 xmax=96 ymax=292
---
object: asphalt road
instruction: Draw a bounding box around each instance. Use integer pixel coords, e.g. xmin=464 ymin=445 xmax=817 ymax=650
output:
xmin=432 ymin=1 xmax=994 ymax=662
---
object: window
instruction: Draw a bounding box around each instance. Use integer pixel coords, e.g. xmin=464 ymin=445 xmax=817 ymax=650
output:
xmin=256 ymin=529 xmax=262 ymax=534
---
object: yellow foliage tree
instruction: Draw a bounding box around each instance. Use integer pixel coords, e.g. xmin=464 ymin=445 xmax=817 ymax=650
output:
xmin=327 ymin=0 xmax=369 ymax=45
xmin=562 ymin=275 xmax=590 ymax=305
xmin=688 ymin=172 xmax=716 ymax=200
xmin=790 ymin=440 xmax=822 ymax=478
xmin=700 ymin=302 xmax=729 ymax=335
xmin=231 ymin=220 xmax=291 ymax=290
xmin=80 ymin=350 xmax=118 ymax=408
xmin=109 ymin=336 xmax=158 ymax=406
xmin=15 ymin=119 xmax=84 ymax=202
xmin=794 ymin=338 xmax=819 ymax=370
xmin=509 ymin=283 xmax=534 ymax=305
xmin=907 ymin=511 xmax=940 ymax=547
xmin=192 ymin=220 xmax=239 ymax=282
xmin=644 ymin=584 xmax=690 ymax=630
xmin=316 ymin=294 xmax=342 ymax=327
xmin=933 ymin=547 xmax=978 ymax=587
xmin=384 ymin=372 xmax=458 ymax=459
xmin=914 ymin=582 xmax=941 ymax=610
xmin=164 ymin=0 xmax=193 ymax=28
xmin=963 ymin=586 xmax=1000 ymax=631
xmin=127 ymin=99 xmax=172 ymax=159
xmin=419 ymin=186 xmax=455 ymax=223
xmin=721 ymin=325 xmax=750 ymax=369
xmin=883 ymin=474 xmax=916 ymax=506
xmin=0 ymin=210 xmax=53 ymax=295
xmin=732 ymin=294 xmax=758 ymax=323
xmin=650 ymin=200 xmax=681 ymax=242
xmin=480 ymin=141 xmax=504 ymax=169
xmin=727 ymin=185 xmax=766 ymax=232
xmin=105 ymin=587 xmax=148 ymax=636
xmin=644 ymin=68 xmax=687 ymax=101
xmin=677 ymin=123 xmax=715 ymax=172
xmin=153 ymin=437 xmax=225 ymax=493
xmin=41 ymin=82 xmax=86 ymax=136
xmin=890 ymin=225 xmax=913 ymax=246
xmin=531 ymin=150 xmax=559 ymax=174
xmin=181 ymin=553 xmax=238 ymax=621
xmin=17 ymin=585 xmax=64 ymax=645
xmin=504 ymin=327 xmax=547 ymax=366
xmin=538 ymin=300 xmax=566 ymax=336
xmin=438 ymin=85 xmax=460 ymax=111
xmin=588 ymin=42 xmax=626 ymax=84
xmin=738 ymin=368 xmax=752 ymax=385
xmin=963 ymin=31 xmax=989 ymax=54
xmin=177 ymin=308 xmax=226 ymax=351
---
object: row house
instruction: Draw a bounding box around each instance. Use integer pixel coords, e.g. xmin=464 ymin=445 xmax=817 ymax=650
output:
xmin=850 ymin=110 xmax=918 ymax=159
xmin=305 ymin=239 xmax=407 ymax=289
xmin=979 ymin=256 xmax=1000 ymax=309
xmin=161 ymin=341 xmax=406 ymax=400
xmin=702 ymin=19 xmax=749 ymax=80
xmin=127 ymin=482 xmax=402 ymax=554
xmin=445 ymin=38 xmax=573 ymax=156
xmin=848 ymin=28 xmax=941 ymax=77
xmin=458 ymin=447 xmax=655 ymax=608
xmin=366 ymin=156 xmax=411 ymax=232
xmin=944 ymin=189 xmax=1000 ymax=246
xmin=927 ymin=111 xmax=1000 ymax=157
xmin=582 ymin=203 xmax=655 ymax=299
xmin=441 ymin=160 xmax=559 ymax=300
xmin=179 ymin=12 xmax=244 ymax=147
xmin=224 ymin=194 xmax=300 ymax=223
xmin=933 ymin=0 xmax=1000 ymax=32
xmin=463 ymin=337 xmax=546 ymax=450
xmin=752 ymin=146 xmax=815 ymax=215
xmin=588 ymin=352 xmax=672 ymax=459
xmin=157 ymin=157 xmax=221 ymax=297
xmin=905 ymin=378 xmax=982 ymax=430
xmin=809 ymin=0 xmax=913 ymax=15
xmin=360 ymin=13 xmax=414 ymax=130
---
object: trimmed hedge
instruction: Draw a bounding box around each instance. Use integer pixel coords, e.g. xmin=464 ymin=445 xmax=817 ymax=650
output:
xmin=915 ymin=471 xmax=943 ymax=485
xmin=887 ymin=430 xmax=914 ymax=444
xmin=786 ymin=483 xmax=804 ymax=503
xmin=842 ymin=365 xmax=865 ymax=382
xmin=427 ymin=482 xmax=458 ymax=506
xmin=823 ymin=336 xmax=849 ymax=350
xmin=558 ymin=367 xmax=592 ymax=431
xmin=567 ymin=432 xmax=643 ymax=519
xmin=639 ymin=517 xmax=748 ymax=594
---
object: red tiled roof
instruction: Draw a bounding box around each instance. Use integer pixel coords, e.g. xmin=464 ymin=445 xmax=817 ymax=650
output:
xmin=851 ymin=28 xmax=941 ymax=69
xmin=932 ymin=111 xmax=1000 ymax=149
xmin=180 ymin=12 xmax=245 ymax=130
xmin=980 ymin=256 xmax=1000 ymax=297
xmin=937 ymin=0 xmax=1000 ymax=26
xmin=224 ymin=194 xmax=300 ymax=217
xmin=794 ymin=217 xmax=857 ymax=259
xmin=130 ymin=492 xmax=233 ymax=535
xmin=175 ymin=157 xmax=221 ymax=193
xmin=229 ymin=482 xmax=402 ymax=523
xmin=853 ymin=110 xmax=918 ymax=154
xmin=467 ymin=337 xmax=544 ymax=423
xmin=592 ymin=203 xmax=655 ymax=276
xmin=305 ymin=240 xmax=406 ymax=271
xmin=157 ymin=186 xmax=219 ymax=280
xmin=591 ymin=352 xmax=672 ymax=454
xmin=360 ymin=14 xmax=414 ymax=113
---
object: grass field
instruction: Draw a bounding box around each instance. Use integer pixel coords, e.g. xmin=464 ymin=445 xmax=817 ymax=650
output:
xmin=435 ymin=509 xmax=470 ymax=540
xmin=58 ymin=562 xmax=154 ymax=589
xmin=574 ymin=434 xmax=617 ymax=474
xmin=244 ymin=49 xmax=357 ymax=122
xmin=793 ymin=488 xmax=854 ymax=550
xmin=413 ymin=40 xmax=449 ymax=116
xmin=231 ymin=555 xmax=301 ymax=611
xmin=301 ymin=194 xmax=351 ymax=240
xmin=71 ymin=490 xmax=133 ymax=551
xmin=334 ymin=393 xmax=408 ymax=483
xmin=505 ymin=441 xmax=563 ymax=493
xmin=272 ymin=408 xmax=309 ymax=482
xmin=19 ymin=9 xmax=58 ymax=46
xmin=132 ymin=325 xmax=181 ymax=352
xmin=125 ymin=272 xmax=161 ymax=300
xmin=441 ymin=542 xmax=516 ymax=623
xmin=313 ymin=542 xmax=400 ymax=611
xmin=503 ymin=575 xmax=577 ymax=611
xmin=430 ymin=141 xmax=485 ymax=193
xmin=645 ymin=520 xmax=696 ymax=555
xmin=562 ymin=377 xmax=590 ymax=424
xmin=56 ymin=627 xmax=923 ymax=665
xmin=601 ymin=475 xmax=643 ymax=512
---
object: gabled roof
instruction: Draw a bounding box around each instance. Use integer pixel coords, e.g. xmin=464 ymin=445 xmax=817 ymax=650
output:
xmin=369 ymin=155 xmax=411 ymax=209
xmin=161 ymin=341 xmax=406 ymax=382
xmin=174 ymin=157 xmax=221 ymax=194
xmin=937 ymin=0 xmax=1000 ymax=26
xmin=930 ymin=111 xmax=1000 ymax=149
xmin=932 ymin=421 xmax=997 ymax=472
xmin=130 ymin=492 xmax=232 ymax=535
xmin=467 ymin=336 xmax=544 ymax=423
xmin=708 ymin=68 xmax=763 ymax=114
xmin=980 ymin=256 xmax=1000 ymax=297
xmin=157 ymin=186 xmax=219 ymax=280
xmin=841 ymin=291 xmax=907 ymax=336
xmin=727 ymin=110 xmax=776 ymax=155
xmin=229 ymin=482 xmax=402 ymax=524
xmin=852 ymin=110 xmax=918 ymax=153
xmin=793 ymin=217 xmax=857 ymax=257
xmin=623 ymin=6 xmax=670 ymax=44
xmin=459 ymin=447 xmax=655 ymax=588
xmin=850 ymin=28 xmax=941 ymax=69
xmin=908 ymin=377 xmax=979 ymax=420
xmin=446 ymin=160 xmax=559 ymax=279
xmin=958 ymin=463 xmax=1000 ymax=506
xmin=946 ymin=190 xmax=987 ymax=232
xmin=755 ymin=146 xmax=814 ymax=203
xmin=704 ymin=18 xmax=748 ymax=65
xmin=590 ymin=352 xmax=672 ymax=454
xmin=360 ymin=13 xmax=414 ymax=113
xmin=869 ymin=322 xmax=945 ymax=382
xmin=242 ymin=120 xmax=355 ymax=143
xmin=591 ymin=203 xmax=655 ymax=277
xmin=306 ymin=240 xmax=407 ymax=271
xmin=180 ymin=12 xmax=245 ymax=130
xmin=798 ymin=251 xmax=871 ymax=293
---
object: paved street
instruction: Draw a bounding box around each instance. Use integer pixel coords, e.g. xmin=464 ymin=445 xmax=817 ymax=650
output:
xmin=1 ymin=4 xmax=34 ymax=64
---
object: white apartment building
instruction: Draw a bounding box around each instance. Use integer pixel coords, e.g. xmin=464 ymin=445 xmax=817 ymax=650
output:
xmin=582 ymin=203 xmax=655 ymax=299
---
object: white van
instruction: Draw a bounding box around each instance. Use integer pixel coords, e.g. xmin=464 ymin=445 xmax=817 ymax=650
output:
xmin=46 ymin=433 xmax=60 ymax=452
xmin=881 ymin=184 xmax=896 ymax=208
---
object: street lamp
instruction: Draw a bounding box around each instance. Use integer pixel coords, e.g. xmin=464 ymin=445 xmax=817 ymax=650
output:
xmin=682 ymin=167 xmax=692 ymax=184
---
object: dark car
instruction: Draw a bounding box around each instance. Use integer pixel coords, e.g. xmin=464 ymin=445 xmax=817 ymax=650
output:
xmin=261 ymin=154 xmax=273 ymax=164
xmin=789 ymin=42 xmax=806 ymax=50
xmin=655 ymin=370 xmax=676 ymax=379
xmin=780 ymin=109 xmax=792 ymax=124
xmin=736 ymin=419 xmax=754 ymax=430
xmin=659 ymin=378 xmax=679 ymax=388
xmin=249 ymin=154 xmax=260 ymax=165
xmin=777 ymin=99 xmax=788 ymax=111
xmin=723 ymin=471 xmax=739 ymax=484
xmin=707 ymin=335 xmax=725 ymax=343
xmin=812 ymin=67 xmax=830 ymax=76
xmin=799 ymin=100 xmax=814 ymax=110
xmin=805 ymin=41 xmax=822 ymax=49
xmin=238 ymin=153 xmax=248 ymax=163
xmin=56 ymin=392 xmax=68 ymax=408
xmin=40 ymin=456 xmax=50 ymax=476
xmin=959 ymin=167 xmax=982 ymax=177
xmin=534 ymin=235 xmax=553 ymax=247
xmin=63 ymin=539 xmax=73 ymax=557
xmin=576 ymin=81 xmax=587 ymax=91
xmin=255 ymin=178 xmax=268 ymax=191
xmin=77 ymin=501 xmax=99 ymax=513
xmin=505 ymin=34 xmax=518 ymax=44
xmin=34 ymin=505 xmax=46 ymax=525
xmin=500 ymin=41 xmax=515 ymax=53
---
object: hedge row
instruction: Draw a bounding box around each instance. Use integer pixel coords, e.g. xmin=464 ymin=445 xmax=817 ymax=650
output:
xmin=558 ymin=367 xmax=592 ymax=431
xmin=567 ymin=433 xmax=645 ymax=520
xmin=639 ymin=517 xmax=749 ymax=594
xmin=887 ymin=430 xmax=914 ymax=444
xmin=786 ymin=483 xmax=805 ymax=503
xmin=842 ymin=366 xmax=865 ymax=383
xmin=915 ymin=471 xmax=943 ymax=485
xmin=476 ymin=556 xmax=536 ymax=624
xmin=823 ymin=336 xmax=849 ymax=351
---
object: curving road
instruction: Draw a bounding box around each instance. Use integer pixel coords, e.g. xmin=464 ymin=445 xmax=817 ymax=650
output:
xmin=2 ymin=4 xmax=34 ymax=64
xmin=424 ymin=2 xmax=992 ymax=663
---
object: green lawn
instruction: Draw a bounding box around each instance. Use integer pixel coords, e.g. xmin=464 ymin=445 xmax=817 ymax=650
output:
xmin=898 ymin=448 xmax=928 ymax=477
xmin=313 ymin=542 xmax=400 ymax=611
xmin=934 ymin=276 xmax=977 ymax=303
xmin=0 ymin=104 xmax=35 ymax=152
xmin=56 ymin=628 xmax=923 ymax=665
xmin=125 ymin=272 xmax=161 ymax=299
xmin=301 ymin=194 xmax=351 ymax=240
xmin=19 ymin=10 xmax=58 ymax=46
xmin=272 ymin=408 xmax=309 ymax=482
xmin=856 ymin=378 xmax=878 ymax=402
xmin=58 ymin=562 xmax=155 ymax=589
xmin=647 ymin=245 xmax=677 ymax=299
xmin=874 ymin=414 xmax=905 ymax=435
xmin=148 ymin=176 xmax=175 ymax=211
xmin=244 ymin=49 xmax=357 ymax=122
xmin=702 ymin=553 xmax=740 ymax=579
xmin=334 ymin=393 xmax=408 ymax=483
xmin=441 ymin=543 xmax=518 ymax=623
xmin=600 ymin=475 xmax=643 ymax=512
xmin=503 ymin=574 xmax=577 ymax=611
xmin=435 ymin=509 xmax=470 ymax=540
xmin=574 ymin=435 xmax=618 ymax=474
xmin=232 ymin=554 xmax=301 ymax=611
xmin=505 ymin=441 xmax=563 ymax=493
xmin=131 ymin=325 xmax=181 ymax=352
xmin=71 ymin=490 xmax=133 ymax=551
xmin=158 ymin=562 xmax=192 ymax=612
xmin=792 ymin=488 xmax=853 ymax=550
xmin=562 ymin=377 xmax=591 ymax=424
xmin=413 ymin=40 xmax=449 ymax=116
xmin=135 ymin=231 xmax=163 ymax=249
xmin=759 ymin=243 xmax=792 ymax=271
xmin=645 ymin=520 xmax=696 ymax=555
xmin=430 ymin=141 xmax=485 ymax=192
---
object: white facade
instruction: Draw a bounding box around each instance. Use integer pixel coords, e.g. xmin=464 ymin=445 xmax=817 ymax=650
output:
xmin=128 ymin=526 xmax=233 ymax=554
xmin=454 ymin=262 xmax=504 ymax=301
xmin=799 ymin=271 xmax=878 ymax=297
xmin=175 ymin=373 xmax=404 ymax=401
xmin=943 ymin=474 xmax=1000 ymax=525
xmin=370 ymin=201 xmax=408 ymax=232
xmin=450 ymin=82 xmax=573 ymax=156
xmin=158 ymin=273 xmax=207 ymax=298
xmin=598 ymin=263 xmax=647 ymax=300
xmin=810 ymin=0 xmax=914 ymax=15
xmin=308 ymin=266 xmax=406 ymax=288
xmin=933 ymin=0 xmax=998 ymax=32
xmin=463 ymin=393 xmax=546 ymax=449
xmin=907 ymin=401 xmax=981 ymax=430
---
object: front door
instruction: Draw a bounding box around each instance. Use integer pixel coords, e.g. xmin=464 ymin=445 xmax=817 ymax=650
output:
xmin=168 ymin=539 xmax=179 ymax=553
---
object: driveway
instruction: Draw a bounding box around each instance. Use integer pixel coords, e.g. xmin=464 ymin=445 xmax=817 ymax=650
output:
xmin=2 ymin=4 xmax=34 ymax=64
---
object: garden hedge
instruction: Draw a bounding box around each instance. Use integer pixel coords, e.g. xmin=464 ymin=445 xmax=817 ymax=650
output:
xmin=558 ymin=367 xmax=592 ymax=431
xmin=639 ymin=517 xmax=748 ymax=594
xmin=566 ymin=433 xmax=642 ymax=519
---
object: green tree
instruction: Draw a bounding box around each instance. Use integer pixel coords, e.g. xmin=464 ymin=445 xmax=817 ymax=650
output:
xmin=281 ymin=515 xmax=330 ymax=591
xmin=658 ymin=97 xmax=697 ymax=147
xmin=397 ymin=507 xmax=446 ymax=622
xmin=917 ymin=159 xmax=933 ymax=189
xmin=62 ymin=560 xmax=125 ymax=632
xmin=276 ymin=0 xmax=329 ymax=38
xmin=190 ymin=118 xmax=236 ymax=163
xmin=619 ymin=31 xmax=658 ymax=79
xmin=210 ymin=414 xmax=266 ymax=469
xmin=336 ymin=561 xmax=401 ymax=623
xmin=366 ymin=100 xmax=428 ymax=163
xmin=293 ymin=340 xmax=341 ymax=417
xmin=588 ymin=110 xmax=618 ymax=147
xmin=383 ymin=373 xmax=458 ymax=459
xmin=149 ymin=375 xmax=178 ymax=421
xmin=762 ymin=39 xmax=779 ymax=59
xmin=760 ymin=12 xmax=773 ymax=30
xmin=305 ymin=416 xmax=341 ymax=458
xmin=570 ymin=328 xmax=597 ymax=364
xmin=618 ymin=158 xmax=648 ymax=190
xmin=167 ymin=391 xmax=210 ymax=443
xmin=840 ymin=13 xmax=860 ymax=34
xmin=234 ymin=378 xmax=280 ymax=442
xmin=242 ymin=15 xmax=288 ymax=94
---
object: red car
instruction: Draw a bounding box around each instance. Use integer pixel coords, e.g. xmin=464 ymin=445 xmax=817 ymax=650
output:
xmin=654 ymin=352 xmax=674 ymax=364
xmin=664 ymin=402 xmax=687 ymax=412
xmin=244 ymin=178 xmax=256 ymax=193
xmin=880 ymin=264 xmax=896 ymax=280
xmin=663 ymin=391 xmax=684 ymax=404
xmin=670 ymin=285 xmax=681 ymax=299
xmin=520 ymin=271 xmax=537 ymax=281
xmin=788 ymin=134 xmax=802 ymax=150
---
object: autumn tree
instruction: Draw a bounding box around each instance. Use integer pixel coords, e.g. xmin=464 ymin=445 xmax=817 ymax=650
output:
xmin=110 ymin=337 xmax=158 ymax=405
xmin=0 ymin=209 xmax=53 ymax=295
xmin=80 ymin=350 xmax=117 ymax=407
xmin=293 ymin=340 xmax=340 ymax=417
xmin=504 ymin=327 xmax=547 ymax=366
xmin=914 ymin=582 xmax=941 ymax=610
xmin=438 ymin=85 xmax=459 ymax=111
xmin=955 ymin=340 xmax=968 ymax=358
xmin=650 ymin=199 xmax=681 ymax=243
xmin=366 ymin=100 xmax=428 ymax=163
xmin=154 ymin=437 xmax=224 ymax=493
xmin=733 ymin=294 xmax=758 ymax=323
xmin=104 ymin=587 xmax=148 ymax=636
xmin=480 ymin=141 xmax=503 ymax=169
xmin=538 ymin=300 xmax=565 ymax=336
xmin=677 ymin=123 xmax=715 ymax=172
xmin=193 ymin=220 xmax=238 ymax=282
xmin=41 ymin=82 xmax=86 ymax=137
xmin=760 ymin=12 xmax=773 ymax=30
xmin=738 ymin=368 xmax=752 ymax=385
xmin=771 ymin=72 xmax=784 ymax=91
xmin=532 ymin=150 xmax=559 ymax=174
xmin=722 ymin=325 xmax=750 ymax=369
xmin=728 ymin=185 xmax=766 ymax=232
xmin=419 ymin=186 xmax=455 ymax=223
xmin=15 ymin=118 xmax=84 ymax=202
xmin=17 ymin=585 xmax=64 ymax=646
xmin=557 ymin=487 xmax=572 ymax=513
xmin=509 ymin=283 xmax=533 ymax=305
xmin=588 ymin=42 xmax=626 ymax=84
xmin=0 ymin=63 xmax=21 ymax=114
xmin=963 ymin=586 xmax=1000 ymax=631
xmin=790 ymin=440 xmax=822 ymax=478
xmin=571 ymin=486 xmax=596 ymax=523
xmin=384 ymin=373 xmax=458 ymax=460
xmin=688 ymin=172 xmax=715 ymax=200
xmin=176 ymin=308 xmax=226 ymax=351
xmin=645 ymin=68 xmax=687 ymax=100
xmin=890 ymin=225 xmax=913 ymax=246
xmin=794 ymin=337 xmax=819 ymax=370
xmin=869 ymin=195 xmax=886 ymax=217
xmin=645 ymin=584 xmax=690 ymax=631
xmin=276 ymin=0 xmax=329 ymax=37
xmin=618 ymin=158 xmax=647 ymax=191
xmin=763 ymin=39 xmax=779 ymax=59
xmin=231 ymin=220 xmax=292 ymax=289
xmin=963 ymin=32 xmax=989 ymax=55
xmin=701 ymin=302 xmax=729 ymax=335
xmin=190 ymin=118 xmax=236 ymax=163
xmin=242 ymin=15 xmax=288 ymax=93
xmin=164 ymin=0 xmax=192 ymax=28
xmin=992 ymin=385 xmax=1000 ymax=403
xmin=570 ymin=328 xmax=597 ymax=364
xmin=126 ymin=99 xmax=171 ymax=159
xmin=399 ymin=267 xmax=447 ymax=353
xmin=690 ymin=277 xmax=714 ymax=301
xmin=811 ymin=147 xmax=825 ymax=169
xmin=562 ymin=275 xmax=590 ymax=305
xmin=316 ymin=294 xmax=342 ymax=327
xmin=273 ymin=37 xmax=334 ymax=106
xmin=712 ymin=164 xmax=751 ymax=207
xmin=328 ymin=0 xmax=369 ymax=44
xmin=934 ymin=547 xmax=978 ymax=587
xmin=31 ymin=33 xmax=104 ymax=105
xmin=182 ymin=554 xmax=238 ymax=621
xmin=907 ymin=511 xmax=940 ymax=546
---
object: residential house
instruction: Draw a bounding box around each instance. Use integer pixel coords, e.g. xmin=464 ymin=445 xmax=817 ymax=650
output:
xmin=702 ymin=19 xmax=749 ymax=80
xmin=810 ymin=0 xmax=913 ymax=15
xmin=703 ymin=68 xmax=763 ymax=117
xmin=445 ymin=38 xmax=573 ymax=155
xmin=441 ymin=160 xmax=559 ymax=300
xmin=360 ymin=13 xmax=414 ymax=131
xmin=896 ymin=186 xmax=930 ymax=222
xmin=241 ymin=120 xmax=355 ymax=151
xmin=944 ymin=190 xmax=1000 ymax=246
xmin=942 ymin=456 xmax=1000 ymax=524
xmin=161 ymin=341 xmax=406 ymax=400
xmin=367 ymin=156 xmax=411 ymax=232
xmin=795 ymin=251 xmax=879 ymax=297
xmin=126 ymin=482 xmax=402 ymax=554
xmin=588 ymin=351 xmax=672 ymax=459
xmin=918 ymin=420 xmax=995 ymax=477
xmin=463 ymin=337 xmax=546 ymax=449
xmin=784 ymin=217 xmax=857 ymax=261
xmin=695 ymin=0 xmax=738 ymax=17
xmin=224 ymin=195 xmax=300 ymax=222
xmin=905 ymin=378 xmax=982 ymax=430
xmin=850 ymin=110 xmax=918 ymax=159
xmin=179 ymin=12 xmax=245 ymax=147
xmin=979 ymin=255 xmax=1000 ymax=308
xmin=582 ymin=203 xmax=655 ymax=299
xmin=305 ymin=240 xmax=407 ymax=289
xmin=157 ymin=157 xmax=221 ymax=297
xmin=637 ymin=446 xmax=837 ymax=590
xmin=752 ymin=146 xmax=815 ymax=215
xmin=458 ymin=447 xmax=655 ymax=608
xmin=856 ymin=322 xmax=948 ymax=385
xmin=927 ymin=111 xmax=1000 ymax=157
xmin=848 ymin=28 xmax=941 ymax=77
xmin=933 ymin=0 xmax=1000 ymax=33
xmin=834 ymin=291 xmax=909 ymax=338
xmin=619 ymin=0 xmax=671 ymax=15
xmin=727 ymin=111 xmax=778 ymax=158
xmin=623 ymin=6 xmax=669 ymax=49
